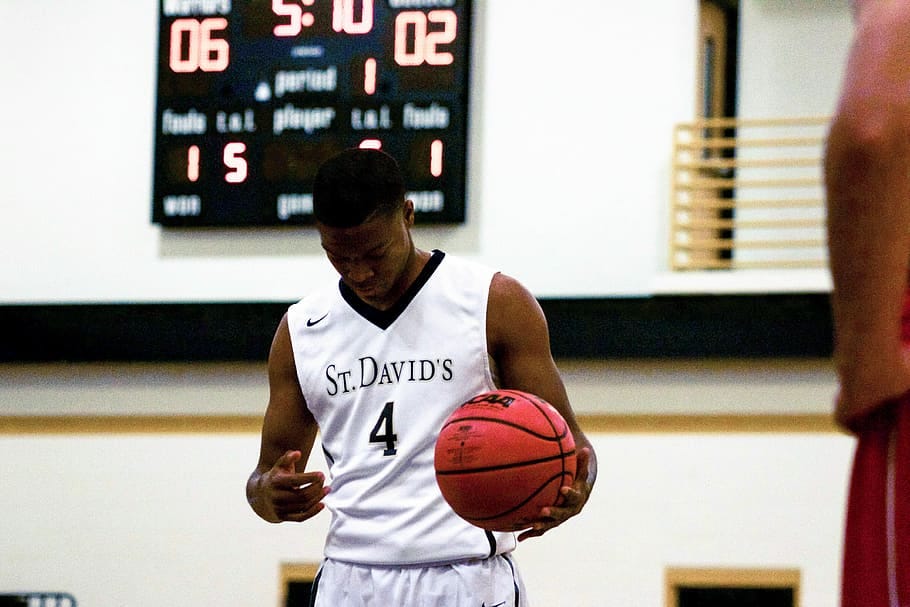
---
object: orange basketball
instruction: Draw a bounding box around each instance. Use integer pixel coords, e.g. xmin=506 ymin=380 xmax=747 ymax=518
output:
xmin=434 ymin=389 xmax=577 ymax=531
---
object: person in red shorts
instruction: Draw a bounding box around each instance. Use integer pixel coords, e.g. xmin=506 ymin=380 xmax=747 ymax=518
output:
xmin=825 ymin=2 xmax=910 ymax=605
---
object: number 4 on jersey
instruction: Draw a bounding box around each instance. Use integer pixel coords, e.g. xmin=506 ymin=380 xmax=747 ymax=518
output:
xmin=370 ymin=401 xmax=398 ymax=456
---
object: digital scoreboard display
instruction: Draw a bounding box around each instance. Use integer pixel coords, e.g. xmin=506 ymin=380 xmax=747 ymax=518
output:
xmin=152 ymin=0 xmax=472 ymax=226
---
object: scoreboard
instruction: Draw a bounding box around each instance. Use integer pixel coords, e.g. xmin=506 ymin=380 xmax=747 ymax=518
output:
xmin=152 ymin=0 xmax=472 ymax=226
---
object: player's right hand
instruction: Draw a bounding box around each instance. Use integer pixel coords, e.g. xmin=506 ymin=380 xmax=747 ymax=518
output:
xmin=259 ymin=450 xmax=330 ymax=523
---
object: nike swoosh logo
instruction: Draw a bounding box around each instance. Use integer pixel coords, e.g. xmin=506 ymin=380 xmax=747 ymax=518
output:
xmin=306 ymin=313 xmax=328 ymax=327
xmin=482 ymin=602 xmax=506 ymax=607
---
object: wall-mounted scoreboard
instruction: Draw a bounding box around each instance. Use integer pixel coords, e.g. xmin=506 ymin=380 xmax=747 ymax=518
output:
xmin=152 ymin=0 xmax=472 ymax=226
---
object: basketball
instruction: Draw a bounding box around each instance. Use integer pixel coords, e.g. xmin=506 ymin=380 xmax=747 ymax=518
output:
xmin=434 ymin=389 xmax=577 ymax=531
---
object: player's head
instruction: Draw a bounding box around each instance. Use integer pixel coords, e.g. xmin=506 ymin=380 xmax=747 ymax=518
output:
xmin=313 ymin=147 xmax=407 ymax=228
xmin=313 ymin=148 xmax=417 ymax=309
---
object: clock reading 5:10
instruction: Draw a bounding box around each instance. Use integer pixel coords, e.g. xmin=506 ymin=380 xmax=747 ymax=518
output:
xmin=168 ymin=1 xmax=458 ymax=73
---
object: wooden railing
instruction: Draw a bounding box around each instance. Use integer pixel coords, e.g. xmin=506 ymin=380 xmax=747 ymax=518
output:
xmin=669 ymin=116 xmax=830 ymax=270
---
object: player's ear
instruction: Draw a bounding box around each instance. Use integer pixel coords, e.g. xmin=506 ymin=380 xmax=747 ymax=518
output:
xmin=402 ymin=198 xmax=415 ymax=227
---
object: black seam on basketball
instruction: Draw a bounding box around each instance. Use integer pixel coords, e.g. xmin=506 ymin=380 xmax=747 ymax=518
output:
xmin=466 ymin=472 xmax=573 ymax=522
xmin=436 ymin=449 xmax=577 ymax=475
xmin=440 ymin=415 xmax=570 ymax=441
xmin=517 ymin=390 xmax=573 ymax=486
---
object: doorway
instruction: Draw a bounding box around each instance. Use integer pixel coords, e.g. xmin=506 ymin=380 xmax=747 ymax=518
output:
xmin=695 ymin=0 xmax=739 ymax=266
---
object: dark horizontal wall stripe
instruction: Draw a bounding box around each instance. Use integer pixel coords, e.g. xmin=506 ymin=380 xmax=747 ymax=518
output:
xmin=540 ymin=293 xmax=833 ymax=359
xmin=0 ymin=303 xmax=288 ymax=362
xmin=0 ymin=294 xmax=832 ymax=362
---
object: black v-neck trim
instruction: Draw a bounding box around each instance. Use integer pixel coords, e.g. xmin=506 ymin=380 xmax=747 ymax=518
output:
xmin=339 ymin=250 xmax=445 ymax=330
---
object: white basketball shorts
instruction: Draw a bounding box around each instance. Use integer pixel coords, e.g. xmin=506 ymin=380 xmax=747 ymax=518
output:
xmin=309 ymin=553 xmax=529 ymax=607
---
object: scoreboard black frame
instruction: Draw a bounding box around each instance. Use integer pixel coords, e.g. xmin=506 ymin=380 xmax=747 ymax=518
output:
xmin=152 ymin=0 xmax=472 ymax=227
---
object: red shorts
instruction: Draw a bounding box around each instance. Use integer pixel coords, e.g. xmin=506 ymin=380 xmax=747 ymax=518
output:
xmin=842 ymin=395 xmax=910 ymax=607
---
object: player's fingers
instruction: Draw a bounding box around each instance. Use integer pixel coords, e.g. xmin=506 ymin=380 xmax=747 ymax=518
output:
xmin=273 ymin=470 xmax=325 ymax=491
xmin=572 ymin=448 xmax=594 ymax=494
xmin=278 ymin=501 xmax=326 ymax=523
xmin=273 ymin=475 xmax=327 ymax=503
xmin=538 ymin=506 xmax=571 ymax=527
xmin=517 ymin=527 xmax=543 ymax=542
xmin=575 ymin=447 xmax=591 ymax=477
xmin=517 ymin=520 xmax=558 ymax=541
xmin=544 ymin=486 xmax=583 ymax=520
xmin=274 ymin=485 xmax=329 ymax=518
xmin=539 ymin=491 xmax=583 ymax=522
xmin=274 ymin=450 xmax=302 ymax=471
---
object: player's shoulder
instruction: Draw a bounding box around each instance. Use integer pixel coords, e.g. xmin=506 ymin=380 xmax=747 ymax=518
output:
xmin=489 ymin=271 xmax=536 ymax=305
xmin=431 ymin=250 xmax=499 ymax=287
xmin=286 ymin=281 xmax=341 ymax=333
xmin=487 ymin=272 xmax=545 ymax=337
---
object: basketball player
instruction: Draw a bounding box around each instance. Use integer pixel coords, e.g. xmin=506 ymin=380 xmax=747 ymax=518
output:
xmin=825 ymin=1 xmax=910 ymax=605
xmin=246 ymin=148 xmax=597 ymax=606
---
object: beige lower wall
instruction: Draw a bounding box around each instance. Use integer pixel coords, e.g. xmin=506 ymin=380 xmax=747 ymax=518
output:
xmin=0 ymin=431 xmax=854 ymax=607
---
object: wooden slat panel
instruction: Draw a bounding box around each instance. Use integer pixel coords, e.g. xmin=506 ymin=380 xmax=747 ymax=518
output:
xmin=675 ymin=137 xmax=824 ymax=149
xmin=670 ymin=116 xmax=829 ymax=270
xmin=677 ymin=238 xmax=825 ymax=250
xmin=677 ymin=115 xmax=829 ymax=128
xmin=674 ymin=197 xmax=822 ymax=209
xmin=673 ymin=258 xmax=828 ymax=270
xmin=676 ymin=177 xmax=821 ymax=189
xmin=675 ymin=217 xmax=823 ymax=230
xmin=677 ymin=157 xmax=820 ymax=169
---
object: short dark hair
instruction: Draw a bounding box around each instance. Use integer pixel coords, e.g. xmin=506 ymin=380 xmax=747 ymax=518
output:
xmin=313 ymin=148 xmax=406 ymax=227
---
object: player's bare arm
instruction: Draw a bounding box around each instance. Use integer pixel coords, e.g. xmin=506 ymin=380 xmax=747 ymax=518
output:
xmin=826 ymin=0 xmax=910 ymax=430
xmin=247 ymin=313 xmax=329 ymax=523
xmin=486 ymin=272 xmax=597 ymax=540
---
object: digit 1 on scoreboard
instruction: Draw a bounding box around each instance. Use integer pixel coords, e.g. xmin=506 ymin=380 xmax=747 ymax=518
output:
xmin=430 ymin=139 xmax=443 ymax=177
xmin=187 ymin=145 xmax=200 ymax=182
xmin=364 ymin=57 xmax=377 ymax=95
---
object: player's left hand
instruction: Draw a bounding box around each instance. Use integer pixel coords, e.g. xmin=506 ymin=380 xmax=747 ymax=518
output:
xmin=517 ymin=446 xmax=594 ymax=541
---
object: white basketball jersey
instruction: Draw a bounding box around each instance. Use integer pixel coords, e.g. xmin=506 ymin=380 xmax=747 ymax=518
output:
xmin=286 ymin=251 xmax=517 ymax=565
